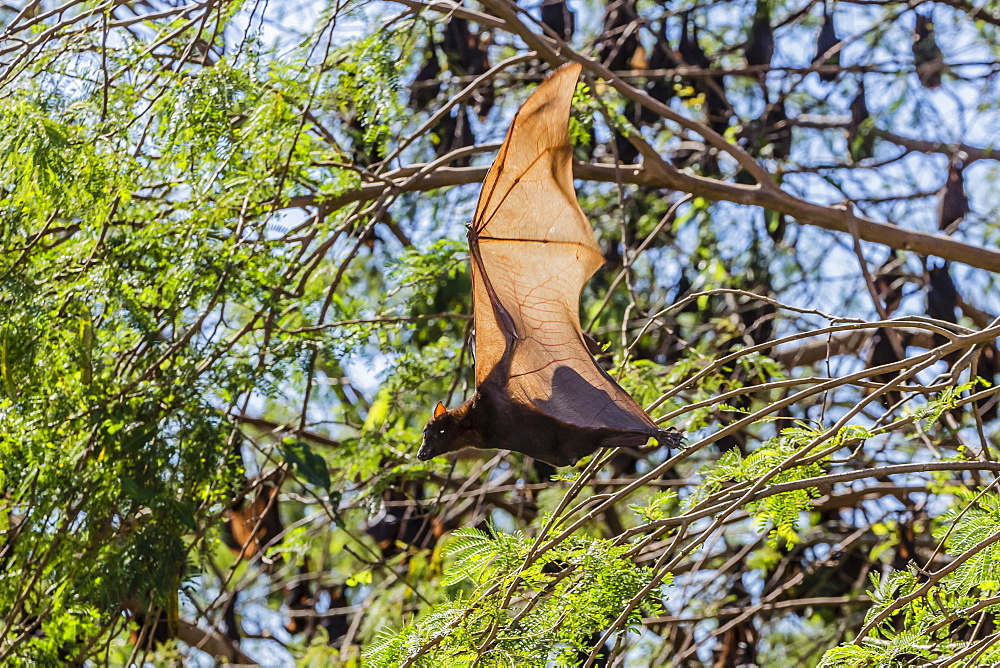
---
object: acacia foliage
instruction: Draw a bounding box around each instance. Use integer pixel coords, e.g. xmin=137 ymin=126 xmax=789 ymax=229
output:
xmin=0 ymin=0 xmax=999 ymax=665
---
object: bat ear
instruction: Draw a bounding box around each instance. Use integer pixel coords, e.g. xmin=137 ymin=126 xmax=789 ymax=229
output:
xmin=433 ymin=401 xmax=447 ymax=418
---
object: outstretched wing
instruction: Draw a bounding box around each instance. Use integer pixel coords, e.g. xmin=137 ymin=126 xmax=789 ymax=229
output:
xmin=469 ymin=63 xmax=659 ymax=434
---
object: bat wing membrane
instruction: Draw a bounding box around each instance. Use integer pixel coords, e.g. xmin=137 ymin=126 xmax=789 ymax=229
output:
xmin=469 ymin=63 xmax=659 ymax=434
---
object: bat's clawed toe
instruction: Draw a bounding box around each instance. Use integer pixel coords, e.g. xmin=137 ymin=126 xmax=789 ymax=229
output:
xmin=656 ymin=428 xmax=686 ymax=449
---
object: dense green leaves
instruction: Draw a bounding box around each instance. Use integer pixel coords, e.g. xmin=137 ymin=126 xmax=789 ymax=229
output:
xmin=366 ymin=526 xmax=663 ymax=666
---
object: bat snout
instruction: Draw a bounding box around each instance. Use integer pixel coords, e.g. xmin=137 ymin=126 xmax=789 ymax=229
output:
xmin=416 ymin=440 xmax=434 ymax=461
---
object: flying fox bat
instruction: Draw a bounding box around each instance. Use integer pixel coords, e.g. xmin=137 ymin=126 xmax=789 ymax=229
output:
xmin=417 ymin=63 xmax=682 ymax=467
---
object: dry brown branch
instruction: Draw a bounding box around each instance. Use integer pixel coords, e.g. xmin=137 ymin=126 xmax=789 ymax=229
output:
xmin=285 ymin=161 xmax=1000 ymax=273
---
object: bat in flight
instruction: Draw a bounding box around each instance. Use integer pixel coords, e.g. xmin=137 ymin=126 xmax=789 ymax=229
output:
xmin=418 ymin=63 xmax=682 ymax=467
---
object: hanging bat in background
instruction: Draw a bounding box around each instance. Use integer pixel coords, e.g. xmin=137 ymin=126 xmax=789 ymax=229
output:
xmin=224 ymin=472 xmax=284 ymax=560
xmin=284 ymin=560 xmax=315 ymax=635
xmin=938 ymin=161 xmax=968 ymax=231
xmin=912 ymin=13 xmax=944 ymax=89
xmin=868 ymin=327 xmax=906 ymax=408
xmin=744 ymin=0 xmax=774 ymax=69
xmin=814 ymin=1 xmax=841 ymax=82
xmin=848 ymin=79 xmax=875 ymax=162
xmin=418 ymin=64 xmax=682 ymax=467
xmin=364 ymin=486 xmax=443 ymax=558
xmin=599 ymin=0 xmax=644 ymax=73
xmin=761 ymin=99 xmax=791 ymax=161
xmin=678 ymin=13 xmax=731 ymax=136
xmin=320 ymin=584 xmax=353 ymax=645
xmin=540 ymin=0 xmax=575 ymax=42
xmin=679 ymin=12 xmax=710 ymax=70
xmin=874 ymin=249 xmax=906 ymax=314
xmin=409 ymin=35 xmax=441 ymax=112
xmin=644 ymin=19 xmax=678 ymax=112
xmin=431 ymin=106 xmax=475 ymax=167
xmin=926 ymin=261 xmax=959 ymax=362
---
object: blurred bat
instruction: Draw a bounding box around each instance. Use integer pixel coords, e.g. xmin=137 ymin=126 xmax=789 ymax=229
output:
xmin=847 ymin=79 xmax=875 ymax=162
xmin=874 ymin=250 xmax=906 ymax=315
xmin=599 ymin=0 xmax=644 ymax=72
xmin=284 ymin=560 xmax=315 ymax=635
xmin=409 ymin=36 xmax=442 ymax=112
xmin=938 ymin=161 xmax=968 ymax=231
xmin=814 ymin=2 xmax=841 ymax=82
xmin=912 ymin=13 xmax=944 ymax=88
xmin=224 ymin=472 xmax=283 ymax=561
xmin=744 ymin=0 xmax=774 ymax=69
xmin=540 ymin=0 xmax=575 ymax=41
xmin=926 ymin=262 xmax=958 ymax=359
xmin=365 ymin=486 xmax=443 ymax=558
xmin=868 ymin=327 xmax=906 ymax=408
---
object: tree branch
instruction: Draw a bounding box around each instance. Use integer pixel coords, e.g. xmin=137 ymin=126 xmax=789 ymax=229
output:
xmin=290 ymin=161 xmax=1000 ymax=273
xmin=795 ymin=115 xmax=1000 ymax=163
xmin=176 ymin=619 xmax=258 ymax=666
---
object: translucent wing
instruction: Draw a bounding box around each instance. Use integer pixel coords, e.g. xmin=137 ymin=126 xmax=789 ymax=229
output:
xmin=469 ymin=63 xmax=659 ymax=433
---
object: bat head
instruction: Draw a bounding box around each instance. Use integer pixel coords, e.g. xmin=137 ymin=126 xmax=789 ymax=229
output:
xmin=418 ymin=399 xmax=483 ymax=460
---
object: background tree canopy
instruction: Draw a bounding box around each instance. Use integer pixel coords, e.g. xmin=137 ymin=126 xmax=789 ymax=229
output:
xmin=1 ymin=0 xmax=999 ymax=665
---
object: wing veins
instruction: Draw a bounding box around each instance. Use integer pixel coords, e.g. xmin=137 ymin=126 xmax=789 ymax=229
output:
xmin=472 ymin=149 xmax=553 ymax=235
xmin=477 ymin=237 xmax=595 ymax=247
xmin=507 ymin=355 xmax=581 ymax=380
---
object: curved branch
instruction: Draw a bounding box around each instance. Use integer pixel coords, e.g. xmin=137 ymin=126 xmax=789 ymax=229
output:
xmin=795 ymin=115 xmax=1000 ymax=163
xmin=293 ymin=161 xmax=1000 ymax=273
xmin=176 ymin=620 xmax=258 ymax=666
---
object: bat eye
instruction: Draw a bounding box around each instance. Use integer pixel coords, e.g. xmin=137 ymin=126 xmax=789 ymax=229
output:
xmin=438 ymin=429 xmax=445 ymax=434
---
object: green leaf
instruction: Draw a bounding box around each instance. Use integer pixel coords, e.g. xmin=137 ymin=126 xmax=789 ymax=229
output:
xmin=280 ymin=438 xmax=332 ymax=493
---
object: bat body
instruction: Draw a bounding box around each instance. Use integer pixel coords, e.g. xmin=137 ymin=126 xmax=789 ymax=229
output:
xmin=540 ymin=0 xmax=575 ymax=42
xmin=418 ymin=64 xmax=681 ymax=467
xmin=744 ymin=0 xmax=774 ymax=69
xmin=938 ymin=162 xmax=968 ymax=231
xmin=912 ymin=14 xmax=944 ymax=89
xmin=847 ymin=80 xmax=874 ymax=162
xmin=409 ymin=36 xmax=441 ymax=112
xmin=224 ymin=475 xmax=283 ymax=560
xmin=814 ymin=4 xmax=840 ymax=82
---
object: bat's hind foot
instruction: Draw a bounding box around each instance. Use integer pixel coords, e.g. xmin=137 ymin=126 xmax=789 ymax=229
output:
xmin=655 ymin=428 xmax=685 ymax=450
